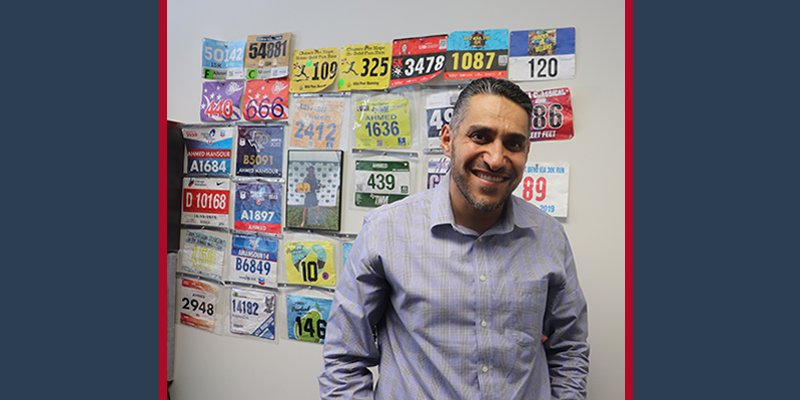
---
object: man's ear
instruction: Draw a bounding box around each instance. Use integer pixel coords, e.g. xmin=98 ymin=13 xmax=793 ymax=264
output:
xmin=440 ymin=124 xmax=453 ymax=157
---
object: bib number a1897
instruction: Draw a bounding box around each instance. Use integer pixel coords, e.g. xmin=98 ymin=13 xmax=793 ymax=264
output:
xmin=233 ymin=182 xmax=282 ymax=234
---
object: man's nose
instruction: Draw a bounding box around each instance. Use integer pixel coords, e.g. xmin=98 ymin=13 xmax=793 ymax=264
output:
xmin=483 ymin=141 xmax=505 ymax=170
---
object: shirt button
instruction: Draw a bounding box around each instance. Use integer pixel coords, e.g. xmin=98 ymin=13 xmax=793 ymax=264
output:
xmin=479 ymin=274 xmax=487 ymax=282
xmin=480 ymin=320 xmax=487 ymax=328
xmin=481 ymin=365 xmax=489 ymax=373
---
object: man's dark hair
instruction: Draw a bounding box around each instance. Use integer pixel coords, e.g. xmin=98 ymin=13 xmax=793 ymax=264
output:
xmin=449 ymin=77 xmax=533 ymax=131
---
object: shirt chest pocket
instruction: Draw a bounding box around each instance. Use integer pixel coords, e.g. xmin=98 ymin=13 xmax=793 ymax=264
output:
xmin=508 ymin=278 xmax=548 ymax=347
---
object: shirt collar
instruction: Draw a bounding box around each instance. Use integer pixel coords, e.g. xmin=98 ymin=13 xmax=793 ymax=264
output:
xmin=430 ymin=174 xmax=538 ymax=234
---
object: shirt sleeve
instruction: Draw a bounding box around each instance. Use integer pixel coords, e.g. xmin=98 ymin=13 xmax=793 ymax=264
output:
xmin=543 ymin=228 xmax=590 ymax=399
xmin=318 ymin=218 xmax=390 ymax=398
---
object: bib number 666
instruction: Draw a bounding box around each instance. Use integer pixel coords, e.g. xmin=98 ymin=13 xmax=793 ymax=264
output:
xmin=244 ymin=97 xmax=285 ymax=120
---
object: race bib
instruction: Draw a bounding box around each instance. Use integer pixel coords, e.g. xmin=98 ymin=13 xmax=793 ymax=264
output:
xmin=512 ymin=162 xmax=570 ymax=218
xmin=228 ymin=234 xmax=279 ymax=288
xmin=390 ymin=35 xmax=448 ymax=88
xmin=178 ymin=278 xmax=219 ymax=333
xmin=528 ymin=88 xmax=574 ymax=141
xmin=337 ymin=43 xmax=392 ymax=91
xmin=235 ymin=125 xmax=284 ymax=178
xmin=508 ymin=28 xmax=575 ymax=81
xmin=229 ymin=287 xmax=276 ymax=340
xmin=445 ymin=29 xmax=509 ymax=80
xmin=424 ymin=89 xmax=460 ymax=151
xmin=285 ymin=240 xmax=336 ymax=287
xmin=353 ymin=97 xmax=411 ymax=149
xmin=290 ymin=48 xmax=339 ymax=93
xmin=244 ymin=33 xmax=292 ymax=80
xmin=354 ymin=159 xmax=411 ymax=208
xmin=286 ymin=295 xmax=332 ymax=344
xmin=285 ymin=150 xmax=343 ymax=231
xmin=341 ymin=241 xmax=353 ymax=267
xmin=233 ymin=182 xmax=282 ymax=234
xmin=289 ymin=96 xmax=345 ymax=149
xmin=201 ymin=38 xmax=245 ymax=80
xmin=427 ymin=157 xmax=450 ymax=189
xmin=182 ymin=126 xmax=234 ymax=176
xmin=200 ymin=80 xmax=244 ymax=122
xmin=178 ymin=229 xmax=229 ymax=281
xmin=181 ymin=177 xmax=231 ymax=228
xmin=241 ymin=78 xmax=289 ymax=121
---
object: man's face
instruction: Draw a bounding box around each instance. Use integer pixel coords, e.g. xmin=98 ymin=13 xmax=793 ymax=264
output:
xmin=441 ymin=94 xmax=530 ymax=213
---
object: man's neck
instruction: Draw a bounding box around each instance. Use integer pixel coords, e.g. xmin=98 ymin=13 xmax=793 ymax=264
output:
xmin=448 ymin=189 xmax=505 ymax=235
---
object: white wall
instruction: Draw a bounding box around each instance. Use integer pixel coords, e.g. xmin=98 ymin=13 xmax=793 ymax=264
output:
xmin=168 ymin=0 xmax=624 ymax=398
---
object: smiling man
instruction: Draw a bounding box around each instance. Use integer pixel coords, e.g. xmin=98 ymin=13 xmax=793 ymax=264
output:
xmin=320 ymin=78 xmax=589 ymax=399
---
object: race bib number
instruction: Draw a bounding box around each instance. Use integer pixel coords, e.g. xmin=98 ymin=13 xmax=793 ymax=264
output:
xmin=286 ymin=295 xmax=332 ymax=343
xmin=228 ymin=234 xmax=279 ymax=287
xmin=289 ymin=96 xmax=345 ymax=149
xmin=285 ymin=150 xmax=343 ymax=231
xmin=337 ymin=43 xmax=392 ymax=91
xmin=285 ymin=240 xmax=336 ymax=287
xmin=233 ymin=182 xmax=282 ymax=234
xmin=445 ymin=29 xmax=508 ymax=80
xmin=201 ymin=38 xmax=245 ymax=80
xmin=181 ymin=177 xmax=231 ymax=228
xmin=178 ymin=278 xmax=219 ymax=332
xmin=244 ymin=33 xmax=292 ymax=80
xmin=427 ymin=157 xmax=450 ymax=189
xmin=183 ymin=126 xmax=234 ymax=176
xmin=512 ymin=162 xmax=570 ymax=218
xmin=235 ymin=125 xmax=284 ymax=178
xmin=508 ymin=28 xmax=575 ymax=81
xmin=229 ymin=287 xmax=276 ymax=340
xmin=178 ymin=229 xmax=229 ymax=281
xmin=425 ymin=89 xmax=460 ymax=150
xmin=290 ymin=48 xmax=339 ymax=93
xmin=200 ymin=80 xmax=244 ymax=122
xmin=528 ymin=88 xmax=574 ymax=141
xmin=242 ymin=78 xmax=289 ymax=121
xmin=390 ymin=35 xmax=448 ymax=88
xmin=353 ymin=97 xmax=411 ymax=149
xmin=354 ymin=159 xmax=411 ymax=208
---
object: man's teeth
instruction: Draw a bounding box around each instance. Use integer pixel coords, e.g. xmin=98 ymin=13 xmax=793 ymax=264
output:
xmin=476 ymin=172 xmax=504 ymax=182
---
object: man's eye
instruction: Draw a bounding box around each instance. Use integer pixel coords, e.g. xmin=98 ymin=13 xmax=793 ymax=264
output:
xmin=470 ymin=133 xmax=487 ymax=142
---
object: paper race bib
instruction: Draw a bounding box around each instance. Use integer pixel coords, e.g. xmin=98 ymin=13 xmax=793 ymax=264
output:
xmin=242 ymin=78 xmax=289 ymax=121
xmin=286 ymin=295 xmax=332 ymax=343
xmin=181 ymin=177 xmax=231 ymax=228
xmin=337 ymin=43 xmax=392 ymax=91
xmin=445 ymin=29 xmax=508 ymax=80
xmin=425 ymin=89 xmax=460 ymax=151
xmin=179 ymin=229 xmax=229 ymax=281
xmin=200 ymin=81 xmax=244 ymax=122
xmin=178 ymin=278 xmax=219 ymax=332
xmin=390 ymin=35 xmax=448 ymax=88
xmin=290 ymin=48 xmax=339 ymax=93
xmin=285 ymin=240 xmax=336 ymax=287
xmin=201 ymin=38 xmax=244 ymax=80
xmin=427 ymin=157 xmax=450 ymax=189
xmin=244 ymin=33 xmax=292 ymax=80
xmin=289 ymin=96 xmax=345 ymax=149
xmin=353 ymin=97 xmax=411 ymax=149
xmin=233 ymin=182 xmax=282 ymax=234
xmin=528 ymin=88 xmax=574 ymax=141
xmin=354 ymin=159 xmax=411 ymax=208
xmin=508 ymin=28 xmax=575 ymax=81
xmin=512 ymin=162 xmax=570 ymax=218
xmin=228 ymin=234 xmax=279 ymax=288
xmin=183 ymin=126 xmax=234 ymax=176
xmin=229 ymin=287 xmax=276 ymax=340
xmin=235 ymin=125 xmax=284 ymax=178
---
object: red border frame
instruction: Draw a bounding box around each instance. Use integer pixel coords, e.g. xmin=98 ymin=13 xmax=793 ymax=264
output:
xmin=625 ymin=0 xmax=634 ymax=398
xmin=159 ymin=0 xmax=168 ymax=398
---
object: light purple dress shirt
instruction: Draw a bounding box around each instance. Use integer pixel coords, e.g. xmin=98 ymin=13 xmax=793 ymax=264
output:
xmin=320 ymin=177 xmax=589 ymax=399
